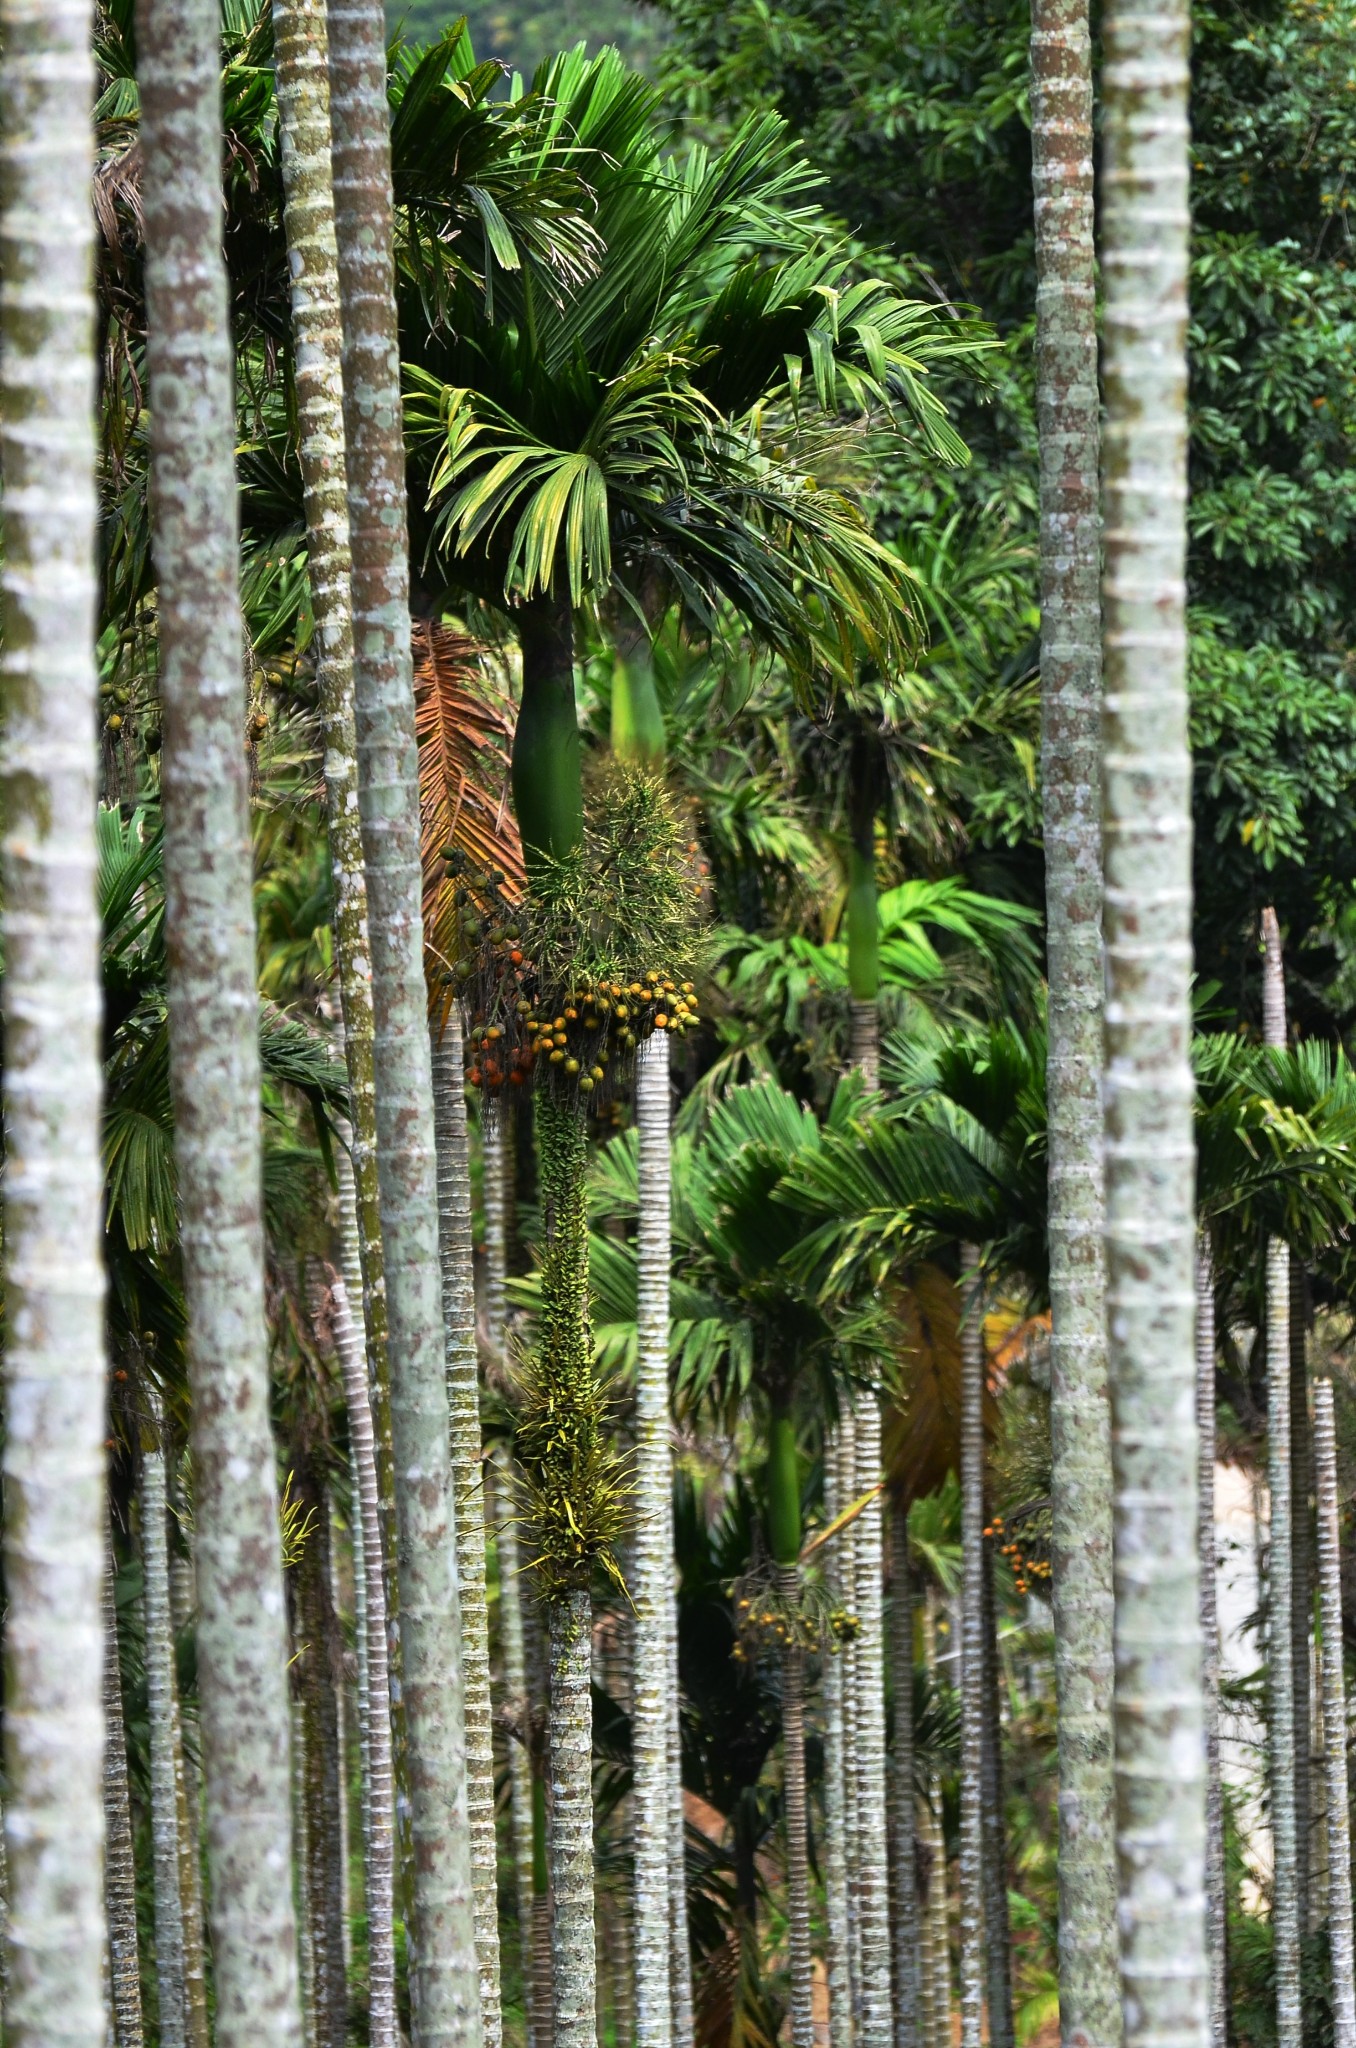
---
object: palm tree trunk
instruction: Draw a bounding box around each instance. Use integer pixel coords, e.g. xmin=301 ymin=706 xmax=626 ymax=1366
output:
xmin=490 ymin=1449 xmax=539 ymax=2046
xmin=548 ymin=1590 xmax=596 ymax=2048
xmin=142 ymin=1397 xmax=189 ymax=2048
xmin=980 ymin=1524 xmax=1014 ymax=2048
xmin=0 ymin=6 xmax=107 ymax=2044
xmin=272 ymin=0 xmax=402 ymax=1730
xmin=515 ymin=600 xmax=584 ymax=865
xmin=330 ymin=1248 xmax=399 ymax=2048
xmin=431 ymin=1010 xmax=503 ymax=2048
xmin=887 ymin=1508 xmax=919 ymax=2048
xmin=105 ymin=1553 xmax=145 ymax=2048
xmin=958 ymin=1248 xmax=985 ymax=2048
xmin=633 ymin=1032 xmax=676 ymax=2048
xmin=165 ymin=1493 xmax=211 ymax=2048
xmin=1261 ymin=905 xmax=1302 ymax=2047
xmin=667 ymin=1564 xmax=694 ymax=2044
xmin=1101 ymin=0 xmax=1208 ymax=2028
xmin=1030 ymin=0 xmax=1118 ymax=2035
xmin=837 ymin=1408 xmax=863 ymax=2029
xmin=776 ymin=1564 xmax=815 ymax=2048
xmin=824 ymin=1439 xmax=855 ymax=2048
xmin=846 ymin=756 xmax=881 ymax=1091
xmin=293 ymin=1458 xmax=351 ymax=2048
xmin=853 ymin=1397 xmax=893 ymax=2048
xmin=1313 ymin=1380 xmax=1356 ymax=2048
xmin=326 ymin=3 xmax=482 ymax=2034
xmin=1288 ymin=1259 xmax=1312 ymax=1937
xmin=1196 ymin=1243 xmax=1226 ymax=2048
xmin=531 ymin=1773 xmax=553 ymax=2048
xmin=920 ymin=1585 xmax=949 ymax=2048
xmin=138 ymin=2 xmax=305 ymax=2036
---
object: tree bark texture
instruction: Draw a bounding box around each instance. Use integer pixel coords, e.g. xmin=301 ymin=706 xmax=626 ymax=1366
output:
xmin=633 ymin=1033 xmax=676 ymax=2048
xmin=776 ymin=1564 xmax=815 ymax=2048
xmin=293 ymin=1462 xmax=351 ymax=2048
xmin=1030 ymin=0 xmax=1119 ymax=2033
xmin=837 ymin=1408 xmax=862 ymax=2030
xmin=980 ymin=1528 xmax=1014 ymax=2048
xmin=431 ymin=1012 xmax=503 ymax=2047
xmin=548 ymin=1590 xmax=596 ymax=2048
xmin=272 ymin=0 xmax=400 ymax=1684
xmin=490 ymin=1450 xmax=539 ymax=2047
xmin=137 ymin=3 xmax=305 ymax=2038
xmin=164 ymin=1507 xmax=211 ymax=2048
xmin=888 ymin=1508 xmax=919 ymax=2048
xmin=1313 ymin=1380 xmax=1356 ymax=2048
xmin=327 ymin=2 xmax=482 ymax=2036
xmin=824 ymin=1438 xmax=855 ymax=2048
xmin=958 ymin=1249 xmax=985 ymax=2048
xmin=1195 ymin=1245 xmax=1226 ymax=2048
xmin=1101 ymin=0 xmax=1208 ymax=2030
xmin=853 ymin=1396 xmax=893 ymax=2048
xmin=142 ymin=1398 xmax=188 ymax=2048
xmin=330 ymin=1249 xmax=398 ymax=2048
xmin=667 ymin=1557 xmax=694 ymax=2043
xmin=1288 ymin=1259 xmax=1312 ymax=1938
xmin=1260 ymin=907 xmax=1301 ymax=2048
xmin=104 ymin=1556 xmax=144 ymax=2048
xmin=0 ymin=5 xmax=107 ymax=2042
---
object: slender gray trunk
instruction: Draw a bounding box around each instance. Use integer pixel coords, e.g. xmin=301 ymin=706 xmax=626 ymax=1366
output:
xmin=548 ymin=1590 xmax=596 ymax=2048
xmin=633 ymin=1034 xmax=676 ymax=2048
xmin=776 ymin=1564 xmax=815 ymax=2048
xmin=1261 ymin=906 xmax=1301 ymax=2046
xmin=104 ymin=1556 xmax=144 ymax=2048
xmin=294 ymin=1467 xmax=350 ymax=2048
xmin=824 ymin=1438 xmax=854 ymax=2048
xmin=958 ymin=1249 xmax=985 ymax=2048
xmin=980 ymin=1528 xmax=1014 ymax=2048
xmin=853 ymin=1397 xmax=893 ymax=2048
xmin=1101 ymin=0 xmax=1208 ymax=2026
xmin=138 ymin=1 xmax=304 ymax=2036
xmin=326 ymin=0 xmax=482 ymax=2033
xmin=837 ymin=1409 xmax=862 ymax=2029
xmin=1196 ymin=1243 xmax=1226 ymax=2048
xmin=666 ymin=1560 xmax=694 ymax=2044
xmin=330 ymin=1246 xmax=399 ymax=2048
xmin=1288 ymin=1260 xmax=1313 ymax=1937
xmin=921 ymin=1588 xmax=950 ymax=2048
xmin=431 ymin=1012 xmax=503 ymax=2047
xmin=482 ymin=1121 xmax=509 ymax=1369
xmin=164 ymin=1498 xmax=211 ymax=2048
xmin=142 ymin=1396 xmax=188 ymax=2048
xmin=1030 ymin=0 xmax=1119 ymax=2026
xmin=887 ymin=1508 xmax=919 ymax=2048
xmin=849 ymin=1001 xmax=880 ymax=1088
xmin=1313 ymin=1380 xmax=1356 ymax=2048
xmin=271 ymin=0 xmax=402 ymax=1749
xmin=0 ymin=4 xmax=107 ymax=2042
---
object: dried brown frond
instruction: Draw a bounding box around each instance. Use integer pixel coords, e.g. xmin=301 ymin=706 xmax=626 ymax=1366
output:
xmin=413 ymin=620 xmax=523 ymax=1026
xmin=883 ymin=1262 xmax=999 ymax=1510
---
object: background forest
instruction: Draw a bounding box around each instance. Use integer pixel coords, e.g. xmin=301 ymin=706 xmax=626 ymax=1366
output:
xmin=4 ymin=3 xmax=1356 ymax=2048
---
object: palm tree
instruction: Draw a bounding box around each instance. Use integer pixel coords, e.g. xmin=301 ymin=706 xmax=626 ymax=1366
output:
xmin=142 ymin=1389 xmax=189 ymax=2048
xmin=0 ymin=5 xmax=108 ymax=2045
xmin=104 ymin=1552 xmax=145 ymax=2048
xmin=958 ymin=1248 xmax=984 ymax=2048
xmin=325 ymin=2 xmax=482 ymax=2034
xmin=1260 ymin=905 xmax=1301 ymax=2044
xmin=1313 ymin=1379 xmax=1356 ymax=2047
xmin=138 ymin=0 xmax=305 ymax=2040
xmin=1100 ymin=0 xmax=1208 ymax=2029
xmin=1195 ymin=1242 xmax=1226 ymax=2046
xmin=1029 ymin=0 xmax=1116 ymax=2028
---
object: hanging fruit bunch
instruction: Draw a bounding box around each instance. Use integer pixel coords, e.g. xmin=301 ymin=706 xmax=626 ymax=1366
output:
xmin=729 ymin=1557 xmax=856 ymax=1665
xmin=984 ymin=1501 xmax=1052 ymax=1598
xmin=443 ymin=759 xmax=706 ymax=1113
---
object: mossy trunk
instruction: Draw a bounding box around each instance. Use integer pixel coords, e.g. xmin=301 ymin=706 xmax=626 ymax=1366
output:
xmin=431 ymin=1012 xmax=502 ymax=2046
xmin=139 ymin=0 xmax=304 ymax=2034
xmin=1101 ymin=0 xmax=1208 ymax=2023
xmin=0 ymin=7 xmax=109 ymax=2046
